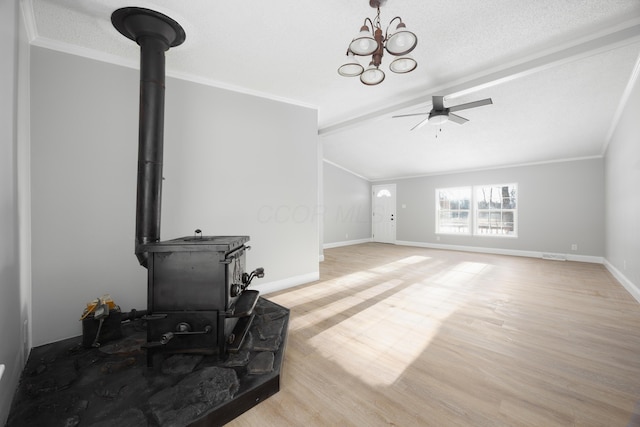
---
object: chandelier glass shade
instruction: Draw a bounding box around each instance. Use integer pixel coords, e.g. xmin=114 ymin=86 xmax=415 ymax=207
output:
xmin=389 ymin=55 xmax=417 ymax=74
xmin=361 ymin=62 xmax=386 ymax=85
xmin=338 ymin=52 xmax=366 ymax=77
xmin=349 ymin=26 xmax=379 ymax=56
xmin=385 ymin=22 xmax=417 ymax=55
xmin=338 ymin=3 xmax=417 ymax=86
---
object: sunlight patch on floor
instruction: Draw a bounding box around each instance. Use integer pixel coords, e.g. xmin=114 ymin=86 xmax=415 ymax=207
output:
xmin=307 ymin=299 xmax=446 ymax=386
xmin=369 ymin=255 xmax=431 ymax=274
xmin=429 ymin=265 xmax=490 ymax=287
xmin=305 ymin=277 xmax=481 ymax=386
xmin=453 ymin=261 xmax=492 ymax=274
xmin=290 ymin=279 xmax=405 ymax=331
xmin=288 ymin=259 xmax=493 ymax=386
xmin=274 ymin=270 xmax=378 ymax=308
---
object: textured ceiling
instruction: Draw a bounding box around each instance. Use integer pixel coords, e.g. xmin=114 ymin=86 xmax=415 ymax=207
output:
xmin=25 ymin=0 xmax=640 ymax=180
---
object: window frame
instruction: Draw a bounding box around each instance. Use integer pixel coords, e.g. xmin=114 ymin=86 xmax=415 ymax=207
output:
xmin=474 ymin=183 xmax=518 ymax=238
xmin=435 ymin=187 xmax=472 ymax=236
xmin=435 ymin=183 xmax=518 ymax=238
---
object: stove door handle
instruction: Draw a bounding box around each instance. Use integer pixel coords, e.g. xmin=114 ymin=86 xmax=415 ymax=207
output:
xmin=143 ymin=325 xmax=212 ymax=348
xmin=141 ymin=313 xmax=168 ymax=321
xmin=173 ymin=325 xmax=212 ymax=336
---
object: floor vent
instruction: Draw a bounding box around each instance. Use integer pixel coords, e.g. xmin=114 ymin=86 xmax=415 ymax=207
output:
xmin=542 ymin=253 xmax=567 ymax=261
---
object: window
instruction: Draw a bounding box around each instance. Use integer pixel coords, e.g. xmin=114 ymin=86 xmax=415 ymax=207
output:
xmin=436 ymin=187 xmax=471 ymax=234
xmin=475 ymin=184 xmax=517 ymax=236
xmin=436 ymin=183 xmax=517 ymax=237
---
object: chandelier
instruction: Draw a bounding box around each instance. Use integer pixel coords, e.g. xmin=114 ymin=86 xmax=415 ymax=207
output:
xmin=338 ymin=0 xmax=418 ymax=86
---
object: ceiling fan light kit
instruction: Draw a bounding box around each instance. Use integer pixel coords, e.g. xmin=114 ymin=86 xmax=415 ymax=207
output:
xmin=428 ymin=113 xmax=449 ymax=126
xmin=338 ymin=0 xmax=418 ymax=86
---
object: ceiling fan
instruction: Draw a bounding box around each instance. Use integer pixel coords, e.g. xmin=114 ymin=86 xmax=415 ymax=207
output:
xmin=393 ymin=95 xmax=493 ymax=130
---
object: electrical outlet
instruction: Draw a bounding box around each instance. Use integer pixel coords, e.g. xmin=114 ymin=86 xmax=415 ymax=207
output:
xmin=345 ymin=233 xmax=349 ymax=239
xmin=624 ymin=260 xmax=627 ymax=270
xmin=571 ymin=244 xmax=578 ymax=251
xmin=436 ymin=236 xmax=441 ymax=241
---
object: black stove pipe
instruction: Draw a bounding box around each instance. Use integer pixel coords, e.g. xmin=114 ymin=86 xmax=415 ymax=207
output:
xmin=111 ymin=7 xmax=185 ymax=267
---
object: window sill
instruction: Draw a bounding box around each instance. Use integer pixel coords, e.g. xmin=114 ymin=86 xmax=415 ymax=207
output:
xmin=435 ymin=232 xmax=518 ymax=238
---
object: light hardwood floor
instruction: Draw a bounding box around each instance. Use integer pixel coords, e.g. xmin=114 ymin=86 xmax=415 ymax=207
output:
xmin=228 ymin=243 xmax=640 ymax=426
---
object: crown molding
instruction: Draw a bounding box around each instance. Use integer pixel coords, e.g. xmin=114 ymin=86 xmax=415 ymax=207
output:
xmin=19 ymin=0 xmax=37 ymax=42
xmin=27 ymin=32 xmax=319 ymax=112
xmin=368 ymin=155 xmax=604 ymax=182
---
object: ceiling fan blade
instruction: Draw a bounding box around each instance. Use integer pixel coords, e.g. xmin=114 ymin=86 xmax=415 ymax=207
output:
xmin=448 ymin=98 xmax=493 ymax=113
xmin=392 ymin=112 xmax=429 ymax=118
xmin=448 ymin=113 xmax=469 ymax=125
xmin=410 ymin=117 xmax=429 ymax=131
xmin=432 ymin=95 xmax=445 ymax=110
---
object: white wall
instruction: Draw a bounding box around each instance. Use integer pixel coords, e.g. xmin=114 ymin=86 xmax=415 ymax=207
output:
xmin=323 ymin=161 xmax=371 ymax=246
xmin=604 ymin=59 xmax=640 ymax=301
xmin=0 ymin=0 xmax=24 ymax=423
xmin=30 ymin=46 xmax=319 ymax=346
xmin=376 ymin=158 xmax=605 ymax=258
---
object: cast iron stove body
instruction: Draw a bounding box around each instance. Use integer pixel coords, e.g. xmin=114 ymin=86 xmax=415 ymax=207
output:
xmin=143 ymin=235 xmax=262 ymax=365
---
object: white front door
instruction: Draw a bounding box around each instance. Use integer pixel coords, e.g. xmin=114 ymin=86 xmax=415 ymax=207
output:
xmin=372 ymin=184 xmax=396 ymax=243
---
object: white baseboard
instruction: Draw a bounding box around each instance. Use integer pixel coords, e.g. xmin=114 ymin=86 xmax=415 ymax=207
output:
xmin=566 ymin=253 xmax=604 ymax=263
xmin=256 ymin=271 xmax=319 ymax=296
xmin=604 ymin=259 xmax=640 ymax=303
xmin=323 ymin=238 xmax=372 ymax=249
xmin=395 ymin=240 xmax=604 ymax=264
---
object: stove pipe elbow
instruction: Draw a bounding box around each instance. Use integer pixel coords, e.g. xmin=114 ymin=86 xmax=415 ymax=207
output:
xmin=135 ymin=244 xmax=150 ymax=268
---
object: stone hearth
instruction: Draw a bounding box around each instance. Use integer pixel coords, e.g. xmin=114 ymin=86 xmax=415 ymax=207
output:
xmin=6 ymin=298 xmax=288 ymax=427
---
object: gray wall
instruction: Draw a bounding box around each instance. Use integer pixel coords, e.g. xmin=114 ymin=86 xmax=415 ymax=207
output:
xmin=378 ymin=158 xmax=605 ymax=257
xmin=605 ymin=69 xmax=640 ymax=297
xmin=0 ymin=0 xmax=25 ymax=423
xmin=323 ymin=161 xmax=371 ymax=245
xmin=30 ymin=47 xmax=319 ymax=346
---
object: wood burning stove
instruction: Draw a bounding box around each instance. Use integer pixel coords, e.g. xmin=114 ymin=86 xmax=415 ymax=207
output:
xmin=111 ymin=8 xmax=264 ymax=365
xmin=143 ymin=235 xmax=263 ymax=365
